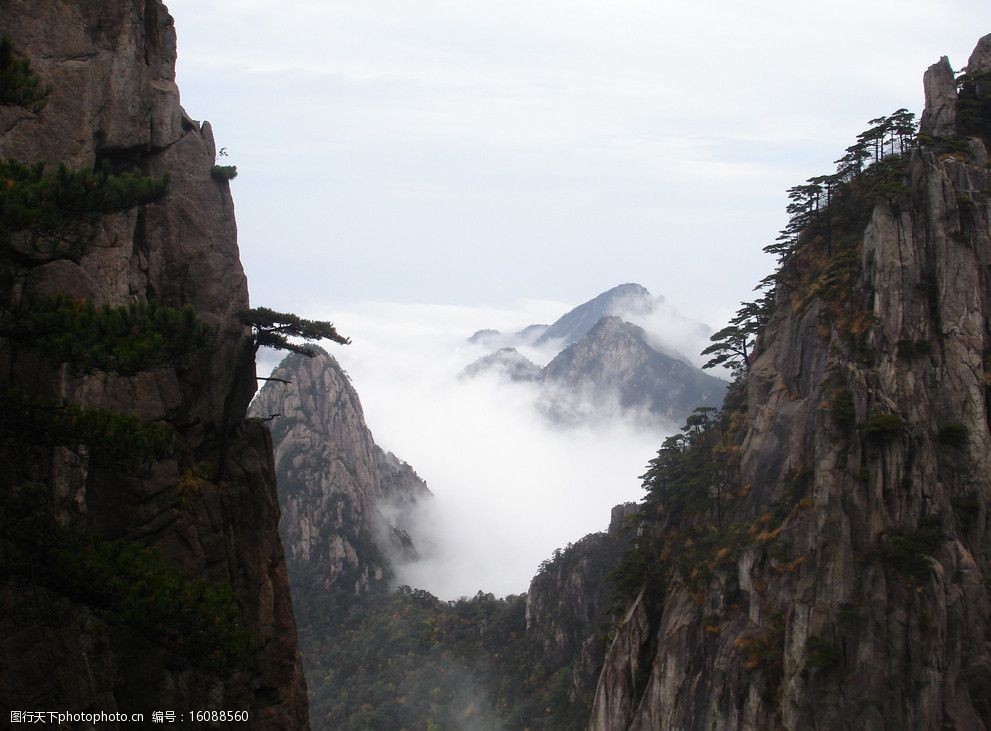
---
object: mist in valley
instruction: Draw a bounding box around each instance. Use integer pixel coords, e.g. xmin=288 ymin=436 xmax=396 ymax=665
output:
xmin=257 ymin=293 xmax=715 ymax=599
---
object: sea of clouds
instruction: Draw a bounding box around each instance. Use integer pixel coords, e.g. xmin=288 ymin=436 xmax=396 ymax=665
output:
xmin=258 ymin=295 xmax=715 ymax=599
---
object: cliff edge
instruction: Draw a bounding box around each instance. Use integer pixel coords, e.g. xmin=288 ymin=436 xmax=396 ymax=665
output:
xmin=591 ymin=36 xmax=991 ymax=731
xmin=0 ymin=2 xmax=308 ymax=727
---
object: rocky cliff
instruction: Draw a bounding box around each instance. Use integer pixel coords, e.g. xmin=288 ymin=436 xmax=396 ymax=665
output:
xmin=248 ymin=349 xmax=430 ymax=620
xmin=590 ymin=37 xmax=991 ymax=731
xmin=0 ymin=2 xmax=307 ymax=727
xmin=248 ymin=350 xmax=430 ymax=728
xmin=527 ymin=503 xmax=638 ymax=713
xmin=461 ymin=346 xmax=543 ymax=381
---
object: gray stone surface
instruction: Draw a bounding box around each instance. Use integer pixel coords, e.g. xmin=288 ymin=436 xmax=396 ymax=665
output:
xmin=535 ymin=282 xmax=653 ymax=347
xmin=0 ymin=2 xmax=308 ymax=727
xmin=249 ymin=349 xmax=431 ymax=625
xmin=526 ymin=504 xmax=637 ymax=710
xmin=460 ymin=346 xmax=543 ymax=381
xmin=966 ymin=33 xmax=991 ymax=75
xmin=589 ymin=39 xmax=991 ymax=731
xmin=920 ymin=56 xmax=957 ymax=136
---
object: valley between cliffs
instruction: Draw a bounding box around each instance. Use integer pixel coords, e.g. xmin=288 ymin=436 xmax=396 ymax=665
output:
xmin=2 ymin=3 xmax=990 ymax=730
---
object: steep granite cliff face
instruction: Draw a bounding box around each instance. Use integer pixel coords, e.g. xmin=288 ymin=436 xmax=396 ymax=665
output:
xmin=527 ymin=503 xmax=637 ymax=714
xmin=249 ymin=350 xmax=430 ymax=728
xmin=591 ymin=37 xmax=991 ymax=731
xmin=0 ymin=2 xmax=307 ymax=726
xmin=248 ymin=349 xmax=430 ymax=622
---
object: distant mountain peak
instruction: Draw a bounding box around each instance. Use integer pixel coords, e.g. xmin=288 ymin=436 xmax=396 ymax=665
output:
xmin=541 ymin=314 xmax=727 ymax=423
xmin=460 ymin=347 xmax=542 ymax=381
xmin=467 ymin=328 xmax=501 ymax=344
xmin=534 ymin=283 xmax=655 ymax=347
xmin=603 ymin=282 xmax=650 ymax=297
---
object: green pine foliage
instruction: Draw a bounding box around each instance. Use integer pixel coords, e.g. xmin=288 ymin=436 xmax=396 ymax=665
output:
xmin=876 ymin=516 xmax=944 ymax=582
xmin=611 ymin=397 xmax=756 ymax=609
xmin=701 ymin=298 xmax=770 ymax=374
xmin=1 ymin=484 xmax=258 ymax=671
xmin=956 ymin=71 xmax=991 ymax=145
xmin=830 ymin=388 xmax=856 ymax=432
xmin=0 ymin=44 xmax=270 ymax=682
xmin=240 ymin=306 xmax=350 ymax=355
xmin=702 ymin=109 xmax=922 ymax=379
xmin=211 ymin=164 xmax=238 ymax=181
xmin=804 ymin=634 xmax=842 ymax=672
xmin=0 ymin=37 xmax=49 ymax=111
xmin=305 ymin=588 xmax=589 ymax=731
xmin=4 ymin=297 xmax=213 ymax=375
xmin=0 ymin=391 xmax=176 ymax=469
xmin=857 ymin=413 xmax=906 ymax=441
xmin=936 ymin=424 xmax=969 ymax=448
xmin=0 ymin=159 xmax=168 ymax=264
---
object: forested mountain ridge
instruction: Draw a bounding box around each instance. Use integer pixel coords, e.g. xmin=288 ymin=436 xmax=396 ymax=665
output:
xmin=0 ymin=2 xmax=308 ymax=727
xmin=591 ymin=36 xmax=991 ymax=730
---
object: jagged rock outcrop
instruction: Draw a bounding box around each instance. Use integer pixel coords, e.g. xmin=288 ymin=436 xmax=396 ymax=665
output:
xmin=0 ymin=2 xmax=307 ymax=727
xmin=542 ymin=316 xmax=727 ymax=424
xmin=967 ymin=34 xmax=991 ymax=77
xmin=465 ymin=324 xmax=549 ymax=349
xmin=590 ymin=37 xmax=991 ymax=731
xmin=248 ymin=349 xmax=430 ymax=624
xmin=527 ymin=504 xmax=637 ymax=707
xmin=921 ymin=57 xmax=958 ymax=137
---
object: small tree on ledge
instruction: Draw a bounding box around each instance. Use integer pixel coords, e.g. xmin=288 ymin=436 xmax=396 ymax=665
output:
xmin=239 ymin=306 xmax=350 ymax=356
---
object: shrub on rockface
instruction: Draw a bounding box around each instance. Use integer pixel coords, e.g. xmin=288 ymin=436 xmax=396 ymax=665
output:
xmin=211 ymin=164 xmax=237 ymax=181
xmin=0 ymin=159 xmax=168 ymax=264
xmin=3 ymin=297 xmax=213 ymax=375
xmin=0 ymin=37 xmax=49 ymax=110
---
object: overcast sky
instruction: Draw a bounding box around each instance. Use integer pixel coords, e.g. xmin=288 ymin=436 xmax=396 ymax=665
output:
xmin=168 ymin=3 xmax=989 ymax=596
xmin=166 ymin=0 xmax=988 ymax=327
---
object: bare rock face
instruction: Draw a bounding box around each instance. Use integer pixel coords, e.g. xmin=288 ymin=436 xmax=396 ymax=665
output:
xmin=589 ymin=590 xmax=651 ymax=731
xmin=248 ymin=350 xmax=431 ymax=625
xmin=536 ymin=283 xmax=653 ymax=347
xmin=920 ymin=56 xmax=958 ymax=137
xmin=590 ymin=40 xmax=991 ymax=731
xmin=966 ymin=33 xmax=991 ymax=76
xmin=526 ymin=504 xmax=636 ymax=711
xmin=0 ymin=2 xmax=308 ymax=727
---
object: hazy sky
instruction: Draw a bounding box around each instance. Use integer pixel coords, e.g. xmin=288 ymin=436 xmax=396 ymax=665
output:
xmin=169 ymin=2 xmax=989 ymax=596
xmin=166 ymin=0 xmax=988 ymax=326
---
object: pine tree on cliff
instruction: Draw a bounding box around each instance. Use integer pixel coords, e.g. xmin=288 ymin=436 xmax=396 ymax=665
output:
xmin=0 ymin=41 xmax=347 ymax=671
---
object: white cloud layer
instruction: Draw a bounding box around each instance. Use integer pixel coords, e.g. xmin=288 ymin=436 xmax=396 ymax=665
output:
xmin=272 ymin=298 xmax=681 ymax=599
